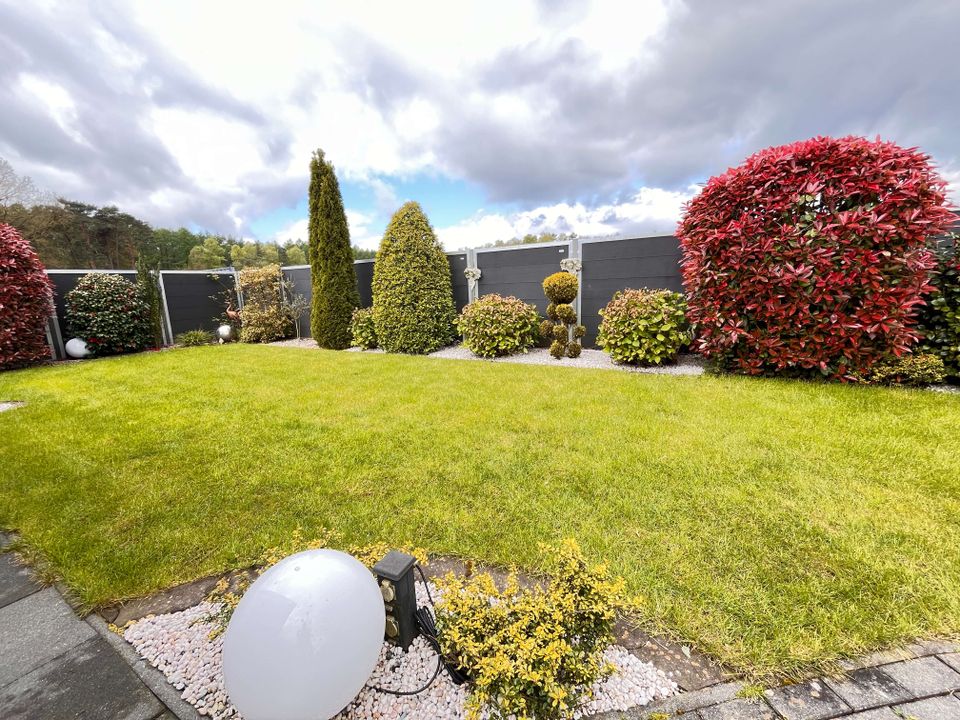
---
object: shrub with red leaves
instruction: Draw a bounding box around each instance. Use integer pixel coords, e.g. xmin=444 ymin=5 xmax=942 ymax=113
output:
xmin=0 ymin=223 xmax=54 ymax=371
xmin=678 ymin=136 xmax=955 ymax=380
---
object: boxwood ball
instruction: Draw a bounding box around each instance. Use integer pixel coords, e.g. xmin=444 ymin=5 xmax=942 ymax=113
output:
xmin=222 ymin=549 xmax=385 ymax=720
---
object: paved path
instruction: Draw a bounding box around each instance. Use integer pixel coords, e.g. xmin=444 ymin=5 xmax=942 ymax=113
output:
xmin=0 ymin=537 xmax=183 ymax=719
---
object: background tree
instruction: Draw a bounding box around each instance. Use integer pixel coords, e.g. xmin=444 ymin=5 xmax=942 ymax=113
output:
xmin=187 ymin=237 xmax=228 ymax=269
xmin=372 ymin=201 xmax=455 ymax=353
xmin=0 ymin=157 xmax=50 ymax=207
xmin=308 ymin=149 xmax=358 ymax=348
xmin=0 ymin=223 xmax=54 ymax=370
xmin=135 ymin=255 xmax=165 ymax=348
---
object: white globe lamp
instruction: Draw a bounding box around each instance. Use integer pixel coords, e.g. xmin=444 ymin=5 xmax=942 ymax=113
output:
xmin=217 ymin=324 xmax=234 ymax=342
xmin=65 ymin=338 xmax=91 ymax=359
xmin=222 ymin=549 xmax=385 ymax=720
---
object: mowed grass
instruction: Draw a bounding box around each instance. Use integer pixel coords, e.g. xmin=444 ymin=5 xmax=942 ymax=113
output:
xmin=1 ymin=345 xmax=959 ymax=679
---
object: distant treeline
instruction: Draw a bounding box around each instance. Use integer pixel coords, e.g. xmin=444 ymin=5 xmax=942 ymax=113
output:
xmin=0 ymin=199 xmax=374 ymax=270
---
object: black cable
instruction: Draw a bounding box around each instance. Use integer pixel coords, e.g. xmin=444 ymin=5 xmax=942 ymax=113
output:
xmin=366 ymin=564 xmax=467 ymax=696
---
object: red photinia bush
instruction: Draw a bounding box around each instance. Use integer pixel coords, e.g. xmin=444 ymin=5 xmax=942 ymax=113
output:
xmin=0 ymin=223 xmax=54 ymax=371
xmin=678 ymin=136 xmax=955 ymax=380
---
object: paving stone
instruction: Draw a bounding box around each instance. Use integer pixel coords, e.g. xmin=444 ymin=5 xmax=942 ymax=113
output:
xmin=839 ymin=648 xmax=914 ymax=671
xmin=843 ymin=709 xmax=900 ymax=719
xmin=0 ymin=554 xmax=41 ymax=610
xmin=880 ymin=655 xmax=960 ymax=696
xmin=698 ymin=697 xmax=778 ymax=719
xmin=0 ymin=636 xmax=163 ymax=720
xmin=636 ymin=680 xmax=744 ymax=716
xmin=822 ymin=666 xmax=912 ymax=711
xmin=905 ymin=639 xmax=960 ymax=657
xmin=940 ymin=652 xmax=960 ymax=674
xmin=764 ymin=678 xmax=851 ymax=720
xmin=894 ymin=694 xmax=960 ymax=720
xmin=0 ymin=587 xmax=95 ymax=688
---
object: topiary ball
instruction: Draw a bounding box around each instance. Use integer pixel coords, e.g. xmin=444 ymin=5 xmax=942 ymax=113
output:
xmin=546 ymin=303 xmax=558 ymax=321
xmin=678 ymin=135 xmax=955 ymax=381
xmin=573 ymin=324 xmax=586 ymax=339
xmin=549 ymin=339 xmax=567 ymax=359
xmin=539 ymin=319 xmax=555 ymax=340
xmin=567 ymin=342 xmax=582 ymax=359
xmin=543 ymin=272 xmax=578 ymax=304
xmin=554 ymin=303 xmax=577 ymax=324
xmin=552 ymin=324 xmax=568 ymax=341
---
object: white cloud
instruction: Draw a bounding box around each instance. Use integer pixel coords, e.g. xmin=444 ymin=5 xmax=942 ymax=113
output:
xmin=436 ymin=186 xmax=694 ymax=249
xmin=272 ymin=209 xmax=381 ymax=249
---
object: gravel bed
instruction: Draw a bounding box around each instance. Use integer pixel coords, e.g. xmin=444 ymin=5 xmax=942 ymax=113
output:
xmin=272 ymin=338 xmax=705 ymax=376
xmin=123 ymin=581 xmax=677 ymax=719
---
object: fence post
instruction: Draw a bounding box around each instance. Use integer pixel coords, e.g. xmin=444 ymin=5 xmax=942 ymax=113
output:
xmin=570 ymin=237 xmax=582 ymax=325
xmin=157 ymin=272 xmax=174 ymax=346
xmin=467 ymin=248 xmax=478 ymax=302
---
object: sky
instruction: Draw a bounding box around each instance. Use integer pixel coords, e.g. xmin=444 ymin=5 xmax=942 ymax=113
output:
xmin=1 ymin=0 xmax=958 ymax=251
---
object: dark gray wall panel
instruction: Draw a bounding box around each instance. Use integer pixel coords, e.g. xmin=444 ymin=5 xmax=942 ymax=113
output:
xmin=476 ymin=244 xmax=570 ymax=314
xmin=161 ymin=272 xmax=235 ymax=336
xmin=282 ymin=267 xmax=312 ymax=337
xmin=580 ymin=236 xmax=683 ymax=345
xmin=355 ymin=261 xmax=374 ymax=308
xmin=447 ymin=252 xmax=469 ymax=312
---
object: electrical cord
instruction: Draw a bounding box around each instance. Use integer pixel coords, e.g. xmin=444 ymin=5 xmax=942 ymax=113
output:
xmin=366 ymin=564 xmax=468 ymax=696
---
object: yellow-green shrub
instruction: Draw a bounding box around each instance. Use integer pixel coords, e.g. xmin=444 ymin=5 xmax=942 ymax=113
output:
xmin=867 ymin=353 xmax=945 ymax=386
xmin=597 ymin=288 xmax=689 ymax=365
xmin=436 ymin=540 xmax=625 ymax=720
xmin=237 ymin=264 xmax=292 ymax=343
xmin=350 ymin=307 xmax=377 ymax=349
xmin=457 ymin=294 xmax=539 ymax=358
xmin=543 ymin=272 xmax=578 ymax=304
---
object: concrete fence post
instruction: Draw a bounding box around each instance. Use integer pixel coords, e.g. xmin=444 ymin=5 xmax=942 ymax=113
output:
xmin=156 ymin=272 xmax=174 ymax=346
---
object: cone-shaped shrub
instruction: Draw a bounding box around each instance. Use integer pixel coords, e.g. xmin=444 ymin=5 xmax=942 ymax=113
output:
xmin=372 ymin=202 xmax=455 ymax=353
xmin=678 ymin=135 xmax=955 ymax=381
xmin=0 ymin=223 xmax=53 ymax=370
xmin=309 ymin=149 xmax=359 ymax=349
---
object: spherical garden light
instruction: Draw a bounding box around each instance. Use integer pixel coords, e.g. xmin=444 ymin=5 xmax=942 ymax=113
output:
xmin=216 ymin=324 xmax=235 ymax=342
xmin=222 ymin=549 xmax=385 ymax=720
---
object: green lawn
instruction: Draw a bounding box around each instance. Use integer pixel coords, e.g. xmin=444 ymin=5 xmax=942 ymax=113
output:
xmin=1 ymin=345 xmax=959 ymax=679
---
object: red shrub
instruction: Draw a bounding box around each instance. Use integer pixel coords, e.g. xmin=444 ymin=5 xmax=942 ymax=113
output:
xmin=0 ymin=223 xmax=54 ymax=370
xmin=678 ymin=136 xmax=955 ymax=380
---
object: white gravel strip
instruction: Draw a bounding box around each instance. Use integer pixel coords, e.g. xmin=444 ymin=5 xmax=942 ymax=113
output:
xmin=123 ymin=582 xmax=677 ymax=719
xmin=272 ymin=338 xmax=705 ymax=376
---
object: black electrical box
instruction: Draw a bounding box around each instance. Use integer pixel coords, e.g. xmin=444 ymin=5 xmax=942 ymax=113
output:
xmin=372 ymin=550 xmax=419 ymax=650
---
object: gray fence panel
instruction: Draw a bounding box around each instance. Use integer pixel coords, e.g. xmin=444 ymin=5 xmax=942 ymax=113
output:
xmin=161 ymin=271 xmax=235 ymax=337
xmin=475 ymin=244 xmax=570 ymax=315
xmin=355 ymin=261 xmax=375 ymax=308
xmin=47 ymin=270 xmax=137 ymax=358
xmin=580 ymin=236 xmax=684 ymax=345
xmin=282 ymin=267 xmax=312 ymax=337
xmin=447 ymin=252 xmax=469 ymax=312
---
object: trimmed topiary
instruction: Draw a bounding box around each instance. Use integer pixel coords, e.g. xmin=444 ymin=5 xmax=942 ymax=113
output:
xmin=457 ymin=294 xmax=539 ymax=358
xmin=679 ymin=135 xmax=955 ymax=381
xmin=372 ymin=202 xmax=456 ymax=354
xmin=573 ymin=324 xmax=586 ymax=339
xmin=567 ymin=342 xmax=582 ymax=359
xmin=350 ymin=307 xmax=377 ymax=350
xmin=1 ymin=223 xmax=54 ymax=370
xmin=867 ymin=353 xmax=945 ymax=386
xmin=597 ymin=289 xmax=690 ymax=366
xmin=549 ymin=339 xmax=567 ymax=359
xmin=546 ymin=303 xmax=558 ymax=321
xmin=554 ymin=303 xmax=577 ymax=324
xmin=543 ymin=272 xmax=578 ymax=304
xmin=65 ymin=273 xmax=152 ymax=356
xmin=309 ymin=149 xmax=359 ymax=349
xmin=539 ymin=319 xmax=555 ymax=341
xmin=552 ymin=323 xmax=568 ymax=341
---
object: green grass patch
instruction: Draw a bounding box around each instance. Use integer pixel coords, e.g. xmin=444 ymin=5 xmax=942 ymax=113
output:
xmin=1 ymin=345 xmax=958 ymax=679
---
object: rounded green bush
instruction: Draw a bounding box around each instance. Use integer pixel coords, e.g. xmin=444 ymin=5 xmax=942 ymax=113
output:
xmin=175 ymin=329 xmax=214 ymax=347
xmin=350 ymin=307 xmax=377 ymax=349
xmin=372 ymin=202 xmax=456 ymax=353
xmin=867 ymin=353 xmax=945 ymax=386
xmin=573 ymin=324 xmax=586 ymax=339
xmin=549 ymin=339 xmax=567 ymax=359
xmin=546 ymin=303 xmax=558 ymax=321
xmin=65 ymin=273 xmax=152 ymax=356
xmin=543 ymin=271 xmax=578 ymax=304
xmin=539 ymin=319 xmax=555 ymax=341
xmin=597 ymin=288 xmax=690 ymax=366
xmin=552 ymin=324 xmax=568 ymax=341
xmin=457 ymin=294 xmax=539 ymax=358
xmin=567 ymin=341 xmax=582 ymax=359
xmin=554 ymin=303 xmax=577 ymax=324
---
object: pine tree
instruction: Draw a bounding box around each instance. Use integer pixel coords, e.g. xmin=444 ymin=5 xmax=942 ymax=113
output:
xmin=309 ymin=150 xmax=359 ymax=348
xmin=372 ymin=202 xmax=455 ymax=353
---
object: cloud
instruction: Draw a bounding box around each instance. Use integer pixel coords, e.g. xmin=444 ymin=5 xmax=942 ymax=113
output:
xmin=1 ymin=0 xmax=958 ymax=243
xmin=272 ymin=209 xmax=380 ymax=249
xmin=436 ymin=185 xmax=695 ymax=249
